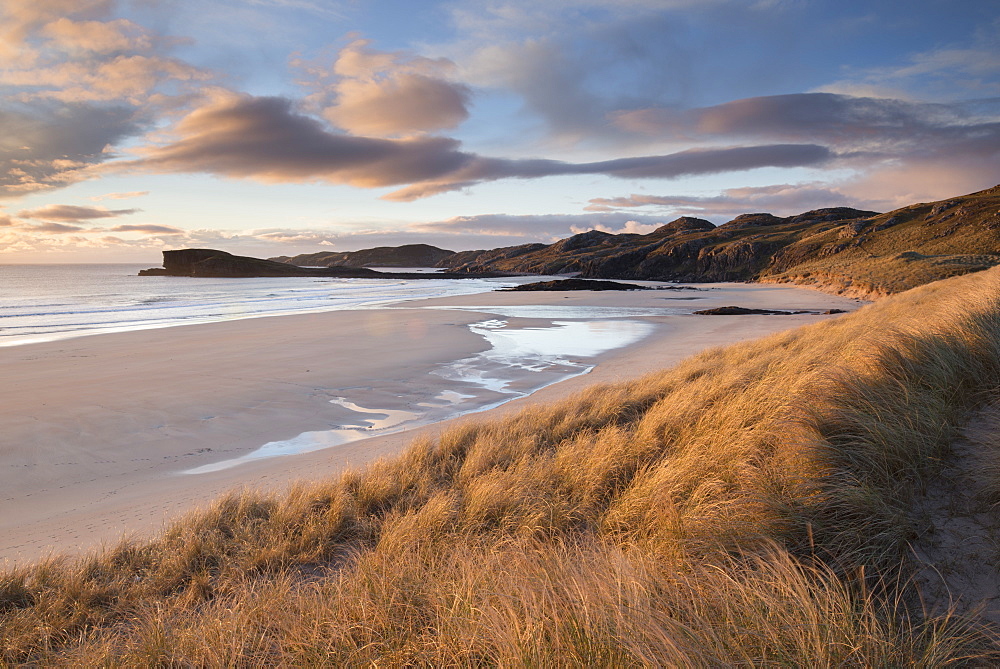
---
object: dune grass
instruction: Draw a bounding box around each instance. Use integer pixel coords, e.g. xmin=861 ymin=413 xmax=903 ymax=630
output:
xmin=5 ymin=267 xmax=1000 ymax=664
xmin=765 ymin=252 xmax=1000 ymax=299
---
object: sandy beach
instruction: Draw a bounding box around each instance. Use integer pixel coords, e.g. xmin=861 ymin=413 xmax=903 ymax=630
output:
xmin=0 ymin=282 xmax=862 ymax=566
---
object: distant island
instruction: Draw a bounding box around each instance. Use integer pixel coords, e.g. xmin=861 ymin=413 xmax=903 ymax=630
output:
xmin=270 ymin=243 xmax=455 ymax=268
xmin=139 ymin=248 xmax=511 ymax=279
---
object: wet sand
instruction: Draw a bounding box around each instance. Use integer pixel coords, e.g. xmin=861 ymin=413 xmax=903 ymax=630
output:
xmin=0 ymin=282 xmax=862 ymax=566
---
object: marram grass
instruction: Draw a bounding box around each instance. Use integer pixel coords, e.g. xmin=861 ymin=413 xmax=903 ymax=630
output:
xmin=6 ymin=268 xmax=1000 ymax=665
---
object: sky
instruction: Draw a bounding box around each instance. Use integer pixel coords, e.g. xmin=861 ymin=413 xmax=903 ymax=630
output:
xmin=0 ymin=0 xmax=998 ymax=262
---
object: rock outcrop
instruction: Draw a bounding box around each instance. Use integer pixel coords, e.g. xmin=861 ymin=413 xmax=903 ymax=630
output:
xmin=501 ymin=278 xmax=651 ymax=291
xmin=693 ymin=306 xmax=847 ymax=315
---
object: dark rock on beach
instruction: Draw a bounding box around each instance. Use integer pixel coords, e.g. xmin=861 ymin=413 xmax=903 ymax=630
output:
xmin=693 ymin=306 xmax=810 ymax=315
xmin=501 ymin=278 xmax=651 ymax=291
xmin=694 ymin=306 xmax=848 ymax=315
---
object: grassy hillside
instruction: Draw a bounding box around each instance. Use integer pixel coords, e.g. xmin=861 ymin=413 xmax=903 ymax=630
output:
xmin=439 ymin=185 xmax=1000 ymax=299
xmin=762 ymin=185 xmax=1000 ymax=297
xmin=6 ymin=267 xmax=1000 ymax=664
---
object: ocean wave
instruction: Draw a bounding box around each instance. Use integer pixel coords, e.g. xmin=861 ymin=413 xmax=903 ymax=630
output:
xmin=0 ymin=268 xmax=524 ymax=347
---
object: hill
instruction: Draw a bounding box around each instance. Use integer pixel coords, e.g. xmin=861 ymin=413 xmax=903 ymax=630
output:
xmin=438 ymin=185 xmax=1000 ymax=298
xmin=271 ymin=243 xmax=455 ymax=268
xmin=5 ymin=265 xmax=1000 ymax=664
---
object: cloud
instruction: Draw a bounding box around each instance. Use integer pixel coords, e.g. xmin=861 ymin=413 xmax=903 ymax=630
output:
xmin=465 ymin=38 xmax=609 ymax=142
xmin=382 ymin=143 xmax=833 ymax=201
xmin=90 ymin=190 xmax=148 ymax=200
xmin=413 ymin=212 xmax=674 ymax=239
xmin=40 ymin=17 xmax=152 ymax=54
xmin=301 ymin=38 xmax=472 ymax=137
xmin=818 ymin=19 xmax=1000 ymax=100
xmin=116 ymin=91 xmax=833 ymax=199
xmin=459 ymin=13 xmax=707 ymax=145
xmin=8 ymin=54 xmax=210 ymax=105
xmin=18 ymin=204 xmax=140 ymax=221
xmin=0 ymin=0 xmax=114 ymax=52
xmin=613 ymin=93 xmax=1000 ymax=151
xmin=0 ymin=103 xmax=139 ymax=196
xmin=117 ymin=93 xmax=475 ymax=186
xmin=0 ymin=2 xmax=216 ymax=197
xmin=611 ymin=92 xmax=1000 ymax=201
xmin=1 ymin=1 xmax=211 ymax=105
xmin=107 ymin=223 xmax=183 ymax=234
xmin=586 ymin=183 xmax=873 ymax=217
xmin=31 ymin=221 xmax=85 ymax=233
xmin=251 ymin=228 xmax=341 ymax=244
xmin=452 ymin=2 xmax=821 ymax=146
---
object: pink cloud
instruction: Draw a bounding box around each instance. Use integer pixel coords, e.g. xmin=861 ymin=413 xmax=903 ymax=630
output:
xmin=586 ymin=184 xmax=861 ymax=216
xmin=18 ymin=204 xmax=140 ymax=221
xmin=118 ymin=93 xmax=474 ymax=187
xmin=40 ymin=17 xmax=152 ymax=54
xmin=90 ymin=190 xmax=149 ymax=200
xmin=305 ymin=39 xmax=472 ymax=137
xmin=31 ymin=221 xmax=85 ymax=233
xmin=108 ymin=224 xmax=184 ymax=234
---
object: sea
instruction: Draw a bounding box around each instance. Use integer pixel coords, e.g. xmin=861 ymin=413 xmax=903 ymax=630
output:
xmin=0 ymin=263 xmax=530 ymax=347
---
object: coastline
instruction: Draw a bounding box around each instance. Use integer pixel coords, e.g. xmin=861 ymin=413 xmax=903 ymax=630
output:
xmin=0 ymin=282 xmax=863 ymax=566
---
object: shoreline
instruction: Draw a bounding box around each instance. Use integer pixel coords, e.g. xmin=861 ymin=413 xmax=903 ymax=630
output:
xmin=0 ymin=282 xmax=863 ymax=566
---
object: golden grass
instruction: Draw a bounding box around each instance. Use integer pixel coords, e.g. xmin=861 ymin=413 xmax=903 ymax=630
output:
xmin=6 ymin=267 xmax=1000 ymax=664
xmin=765 ymin=252 xmax=1000 ymax=299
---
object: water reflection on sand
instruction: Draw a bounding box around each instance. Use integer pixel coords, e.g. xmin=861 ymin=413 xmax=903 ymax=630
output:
xmin=183 ymin=308 xmax=654 ymax=474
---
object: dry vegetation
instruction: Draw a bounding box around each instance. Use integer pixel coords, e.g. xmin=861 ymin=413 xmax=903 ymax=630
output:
xmin=6 ymin=267 xmax=1000 ymax=664
xmin=763 ymin=185 xmax=1000 ymax=297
